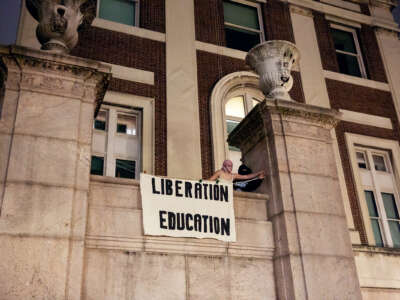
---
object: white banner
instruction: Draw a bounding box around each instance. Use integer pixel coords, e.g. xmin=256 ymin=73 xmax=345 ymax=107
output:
xmin=140 ymin=173 xmax=236 ymax=242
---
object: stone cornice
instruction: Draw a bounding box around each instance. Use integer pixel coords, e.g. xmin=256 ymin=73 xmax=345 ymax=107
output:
xmin=0 ymin=45 xmax=111 ymax=115
xmin=228 ymin=99 xmax=341 ymax=154
xmin=287 ymin=0 xmax=400 ymax=32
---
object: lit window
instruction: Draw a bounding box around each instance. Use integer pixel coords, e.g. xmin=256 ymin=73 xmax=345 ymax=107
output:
xmin=330 ymin=24 xmax=366 ymax=78
xmin=117 ymin=113 xmax=137 ymax=135
xmin=223 ymin=0 xmax=264 ymax=52
xmin=98 ymin=0 xmax=139 ymax=26
xmin=225 ymin=94 xmax=262 ymax=168
xmin=355 ymin=147 xmax=400 ymax=248
xmin=373 ymin=154 xmax=387 ymax=172
xmin=91 ymin=105 xmax=141 ymax=179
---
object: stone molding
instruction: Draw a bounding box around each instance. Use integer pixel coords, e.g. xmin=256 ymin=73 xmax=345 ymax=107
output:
xmin=375 ymin=27 xmax=400 ymax=39
xmin=0 ymin=45 xmax=111 ymax=115
xmin=289 ymin=4 xmax=313 ymax=17
xmin=85 ymin=233 xmax=274 ymax=259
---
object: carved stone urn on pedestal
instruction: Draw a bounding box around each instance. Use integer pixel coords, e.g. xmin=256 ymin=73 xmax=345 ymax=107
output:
xmin=246 ymin=40 xmax=300 ymax=101
xmin=26 ymin=0 xmax=89 ymax=53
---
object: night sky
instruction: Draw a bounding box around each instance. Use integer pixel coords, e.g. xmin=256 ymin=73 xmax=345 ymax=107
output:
xmin=0 ymin=0 xmax=399 ymax=45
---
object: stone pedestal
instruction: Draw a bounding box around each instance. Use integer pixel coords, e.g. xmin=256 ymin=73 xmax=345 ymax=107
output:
xmin=228 ymin=99 xmax=362 ymax=300
xmin=0 ymin=46 xmax=110 ymax=299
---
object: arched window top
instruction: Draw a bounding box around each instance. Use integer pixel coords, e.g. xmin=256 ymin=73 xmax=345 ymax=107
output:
xmin=211 ymin=71 xmax=263 ymax=172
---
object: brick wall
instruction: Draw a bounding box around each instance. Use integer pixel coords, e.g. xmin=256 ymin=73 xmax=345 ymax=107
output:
xmin=327 ymin=78 xmax=400 ymax=244
xmin=72 ymin=27 xmax=167 ymax=176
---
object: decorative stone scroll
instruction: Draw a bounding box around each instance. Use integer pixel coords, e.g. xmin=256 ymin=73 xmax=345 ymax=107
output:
xmin=246 ymin=40 xmax=300 ymax=101
xmin=25 ymin=0 xmax=91 ymax=53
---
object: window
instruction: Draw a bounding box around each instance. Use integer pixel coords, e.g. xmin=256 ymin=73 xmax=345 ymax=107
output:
xmin=91 ymin=104 xmax=142 ymax=179
xmin=223 ymin=0 xmax=264 ymax=52
xmin=211 ymin=72 xmax=263 ymax=173
xmin=98 ymin=0 xmax=139 ymax=26
xmin=354 ymin=147 xmax=400 ymax=247
xmin=330 ymin=24 xmax=366 ymax=78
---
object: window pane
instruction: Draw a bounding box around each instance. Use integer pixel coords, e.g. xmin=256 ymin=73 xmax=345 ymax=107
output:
xmin=336 ymin=53 xmax=361 ymax=77
xmin=225 ymin=96 xmax=245 ymax=118
xmin=225 ymin=26 xmax=260 ymax=52
xmin=365 ymin=191 xmax=379 ymax=217
xmin=371 ymin=219 xmax=384 ymax=247
xmin=94 ymin=110 xmax=107 ymax=131
xmin=99 ymin=0 xmax=135 ymax=26
xmin=91 ymin=156 xmax=104 ymax=176
xmin=331 ymin=28 xmax=357 ymax=53
xmin=356 ymin=151 xmax=368 ymax=169
xmin=115 ymin=159 xmax=136 ymax=179
xmin=117 ymin=114 xmax=137 ymax=135
xmin=223 ymin=1 xmax=259 ymax=30
xmin=382 ymin=193 xmax=399 ymax=219
xmin=388 ymin=221 xmax=400 ymax=248
xmin=226 ymin=120 xmax=240 ymax=151
xmin=373 ymin=155 xmax=387 ymax=172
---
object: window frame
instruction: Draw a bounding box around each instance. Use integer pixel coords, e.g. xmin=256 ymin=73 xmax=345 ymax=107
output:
xmin=96 ymin=0 xmax=140 ymax=27
xmin=223 ymin=0 xmax=265 ymax=51
xmin=330 ymin=23 xmax=367 ymax=78
xmin=346 ymin=133 xmax=400 ymax=248
xmin=210 ymin=71 xmax=263 ymax=171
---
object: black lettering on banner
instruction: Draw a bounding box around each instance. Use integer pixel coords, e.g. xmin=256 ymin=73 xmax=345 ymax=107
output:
xmin=168 ymin=212 xmax=176 ymax=229
xmin=194 ymin=183 xmax=202 ymax=199
xmin=209 ymin=185 xmax=213 ymax=200
xmin=159 ymin=210 xmax=167 ymax=229
xmin=161 ymin=178 xmax=165 ymax=194
xmin=213 ymin=185 xmax=219 ymax=201
xmin=220 ymin=185 xmax=228 ymax=202
xmin=194 ymin=214 xmax=201 ymax=231
xmin=203 ymin=183 xmax=208 ymax=200
xmin=185 ymin=182 xmax=193 ymax=198
xmin=177 ymin=213 xmax=185 ymax=230
xmin=202 ymin=215 xmax=208 ymax=232
xmin=175 ymin=180 xmax=183 ymax=197
xmin=209 ymin=215 xmax=213 ymax=233
xmin=186 ymin=213 xmax=193 ymax=231
xmin=214 ymin=217 xmax=220 ymax=234
xmin=221 ymin=218 xmax=230 ymax=236
xmin=166 ymin=179 xmax=173 ymax=195
xmin=152 ymin=178 xmax=160 ymax=194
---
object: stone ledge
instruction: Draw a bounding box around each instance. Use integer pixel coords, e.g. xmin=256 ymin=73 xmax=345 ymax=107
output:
xmin=353 ymin=244 xmax=400 ymax=256
xmin=85 ymin=235 xmax=274 ymax=259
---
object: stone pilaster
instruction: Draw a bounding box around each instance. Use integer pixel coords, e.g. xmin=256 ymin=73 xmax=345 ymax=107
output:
xmin=229 ymin=99 xmax=362 ymax=300
xmin=0 ymin=45 xmax=110 ymax=299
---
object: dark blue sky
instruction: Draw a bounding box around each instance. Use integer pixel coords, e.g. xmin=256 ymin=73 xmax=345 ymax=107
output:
xmin=0 ymin=0 xmax=399 ymax=45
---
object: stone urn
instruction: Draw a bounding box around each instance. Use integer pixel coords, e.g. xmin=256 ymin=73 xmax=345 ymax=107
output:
xmin=26 ymin=0 xmax=88 ymax=53
xmin=246 ymin=40 xmax=300 ymax=101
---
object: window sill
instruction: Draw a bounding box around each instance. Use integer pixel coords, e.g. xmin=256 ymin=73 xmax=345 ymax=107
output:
xmin=323 ymin=70 xmax=390 ymax=91
xmin=90 ymin=174 xmax=140 ymax=186
xmin=92 ymin=18 xmax=166 ymax=42
xmin=353 ymin=244 xmax=400 ymax=256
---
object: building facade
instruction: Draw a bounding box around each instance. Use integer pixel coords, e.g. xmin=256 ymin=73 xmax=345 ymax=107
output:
xmin=1 ymin=0 xmax=400 ymax=298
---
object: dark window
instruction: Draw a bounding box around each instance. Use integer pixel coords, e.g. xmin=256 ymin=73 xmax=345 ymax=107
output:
xmin=115 ymin=159 xmax=136 ymax=179
xmin=223 ymin=0 xmax=263 ymax=52
xmin=117 ymin=123 xmax=127 ymax=134
xmin=99 ymin=0 xmax=138 ymax=26
xmin=330 ymin=25 xmax=366 ymax=78
xmin=94 ymin=120 xmax=106 ymax=131
xmin=91 ymin=156 xmax=104 ymax=176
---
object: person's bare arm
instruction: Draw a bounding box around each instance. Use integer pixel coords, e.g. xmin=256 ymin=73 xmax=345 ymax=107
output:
xmin=233 ymin=170 xmax=264 ymax=181
xmin=208 ymin=170 xmax=222 ymax=181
